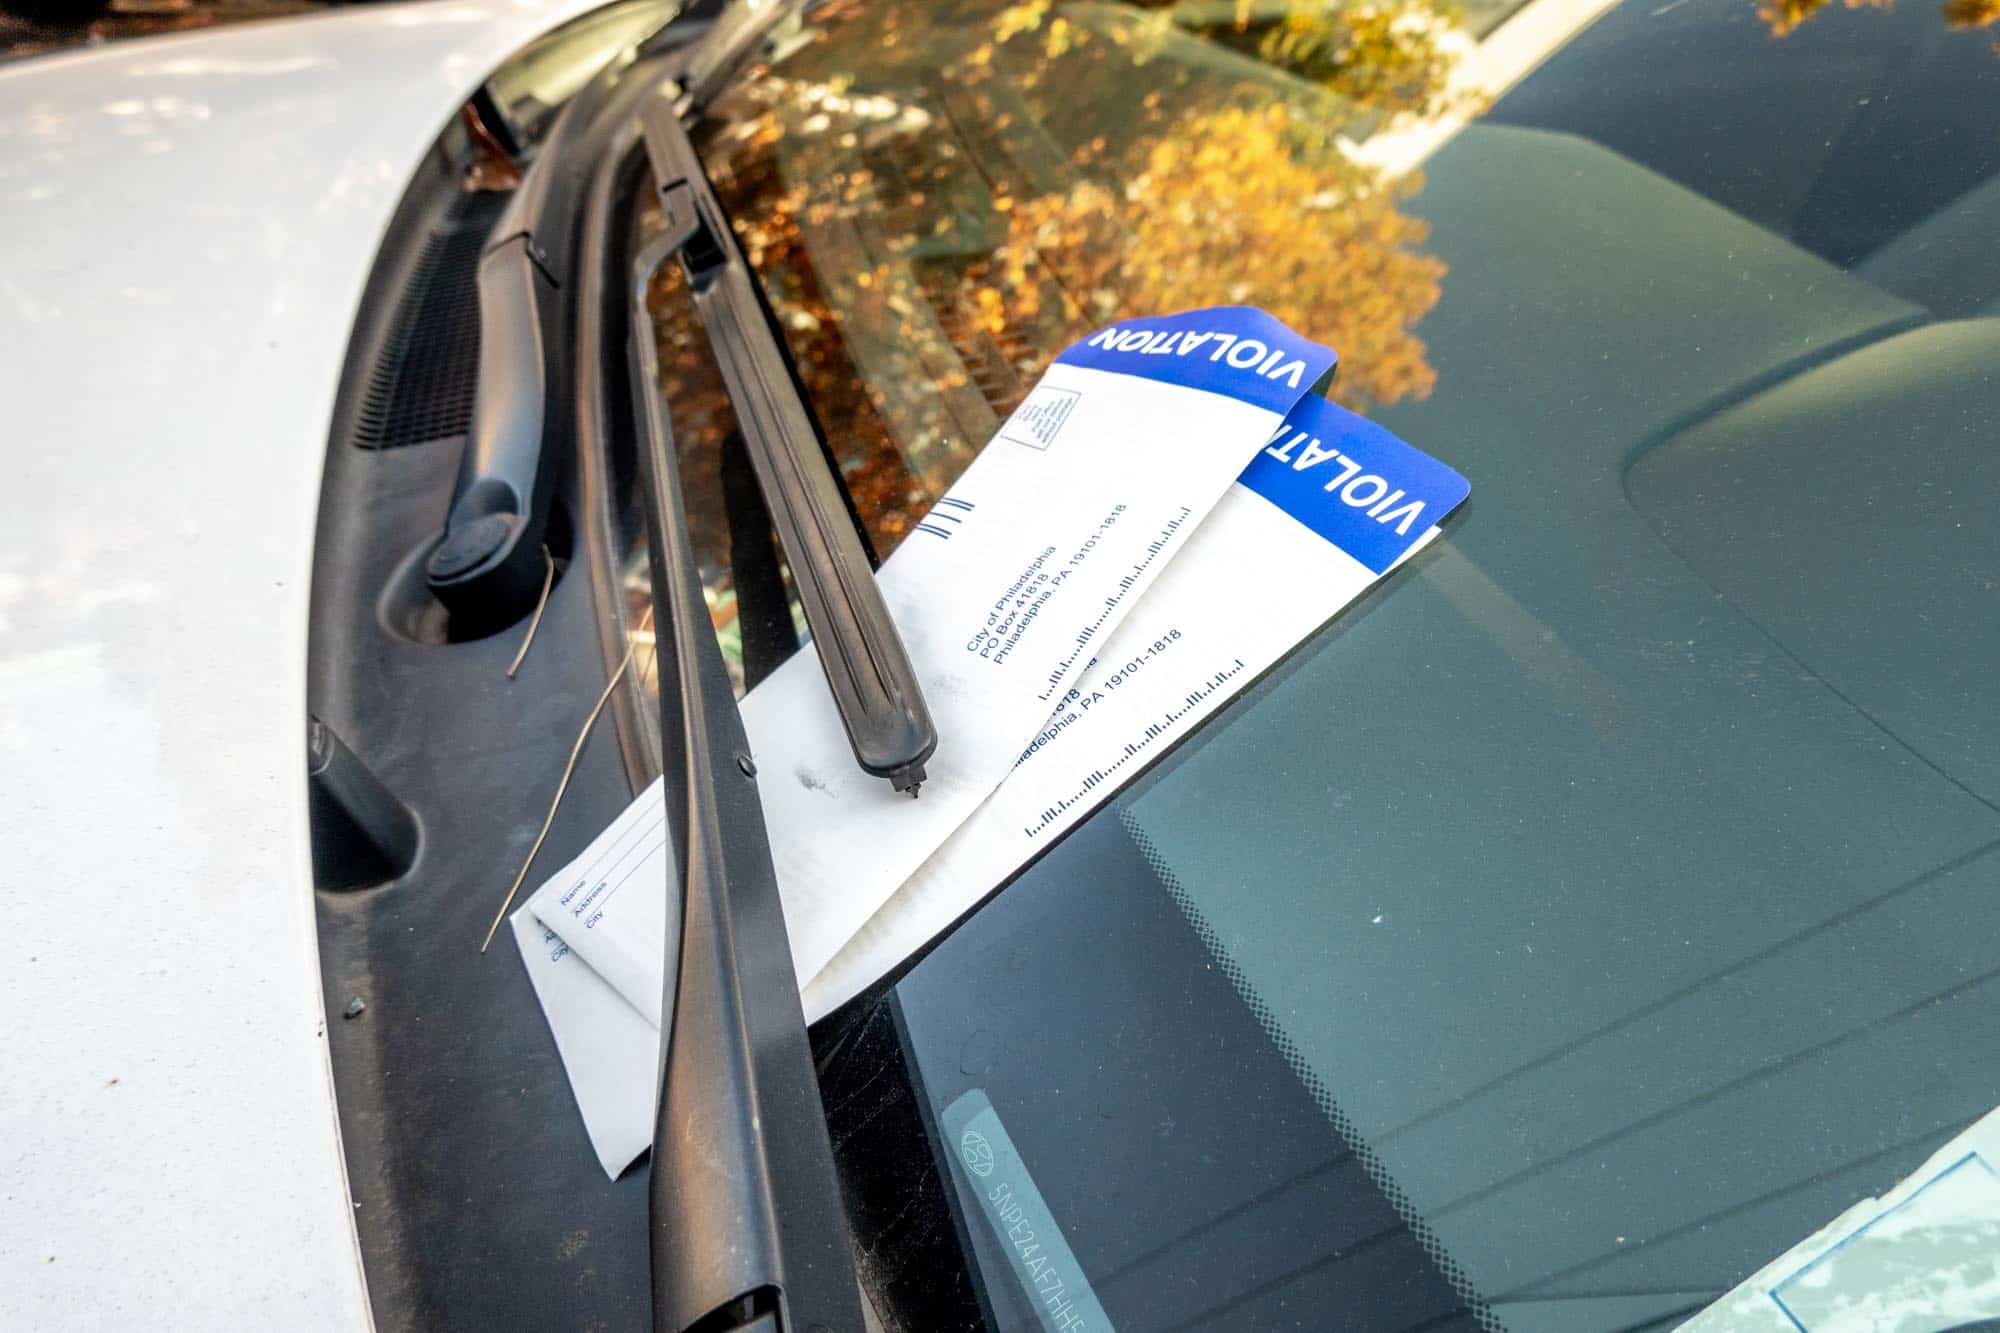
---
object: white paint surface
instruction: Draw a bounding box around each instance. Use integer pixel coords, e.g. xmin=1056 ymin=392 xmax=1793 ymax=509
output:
xmin=0 ymin=1 xmax=607 ymax=1324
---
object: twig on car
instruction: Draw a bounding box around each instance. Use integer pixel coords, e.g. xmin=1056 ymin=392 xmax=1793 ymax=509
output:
xmin=504 ymin=545 xmax=556 ymax=680
xmin=480 ymin=607 xmax=655 ymax=952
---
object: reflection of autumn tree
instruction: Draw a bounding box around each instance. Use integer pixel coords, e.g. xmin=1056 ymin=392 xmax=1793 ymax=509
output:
xmin=841 ymin=1 xmax=1454 ymax=408
xmin=1757 ymin=0 xmax=1995 ymax=40
xmin=1940 ymin=0 xmax=2000 ymax=26
xmin=1174 ymin=0 xmax=1466 ymax=117
xmin=652 ymin=0 xmax=1463 ymax=683
xmin=1757 ymin=0 xmax=1885 ymax=36
xmin=980 ymin=100 xmax=1444 ymax=407
xmin=932 ymin=1 xmax=1453 ymax=408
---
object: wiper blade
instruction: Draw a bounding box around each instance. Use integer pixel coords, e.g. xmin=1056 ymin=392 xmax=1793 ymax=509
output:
xmin=628 ymin=229 xmax=868 ymax=1333
xmin=637 ymin=88 xmax=938 ymax=796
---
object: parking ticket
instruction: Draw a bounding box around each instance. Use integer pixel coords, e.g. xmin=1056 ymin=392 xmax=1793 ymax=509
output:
xmin=804 ymin=394 xmax=1469 ymax=1018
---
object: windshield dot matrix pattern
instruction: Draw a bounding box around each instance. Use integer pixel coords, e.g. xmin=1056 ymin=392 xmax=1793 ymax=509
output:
xmin=1122 ymin=809 xmax=1499 ymax=1333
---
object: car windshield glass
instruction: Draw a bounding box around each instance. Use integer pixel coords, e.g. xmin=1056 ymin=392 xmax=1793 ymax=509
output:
xmin=627 ymin=0 xmax=2000 ymax=1327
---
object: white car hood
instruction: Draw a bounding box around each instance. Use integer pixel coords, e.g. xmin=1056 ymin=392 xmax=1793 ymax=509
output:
xmin=0 ymin=2 xmax=606 ymax=1323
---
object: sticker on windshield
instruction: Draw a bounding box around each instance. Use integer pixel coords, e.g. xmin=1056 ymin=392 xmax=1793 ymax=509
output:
xmin=1683 ymin=1105 xmax=2000 ymax=1332
xmin=1772 ymin=1152 xmax=2000 ymax=1332
xmin=941 ymin=1089 xmax=1116 ymax=1333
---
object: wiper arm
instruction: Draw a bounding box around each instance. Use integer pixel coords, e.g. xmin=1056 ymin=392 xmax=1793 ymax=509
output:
xmin=423 ymin=160 xmax=564 ymax=633
xmin=627 ymin=229 xmax=868 ymax=1333
xmin=669 ymin=0 xmax=794 ymax=116
xmin=424 ymin=61 xmax=638 ymax=633
xmin=637 ymin=88 xmax=938 ymax=796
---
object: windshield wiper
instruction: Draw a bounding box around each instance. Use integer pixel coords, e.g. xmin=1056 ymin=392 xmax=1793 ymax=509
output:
xmin=627 ymin=223 xmax=869 ymax=1333
xmin=636 ymin=87 xmax=938 ymax=796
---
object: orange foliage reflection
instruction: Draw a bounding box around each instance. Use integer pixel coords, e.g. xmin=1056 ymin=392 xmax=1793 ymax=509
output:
xmin=1757 ymin=0 xmax=1996 ymax=40
xmin=648 ymin=0 xmax=1463 ymax=682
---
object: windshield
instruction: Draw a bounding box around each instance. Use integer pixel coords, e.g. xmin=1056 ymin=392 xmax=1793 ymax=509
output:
xmin=630 ymin=0 xmax=2000 ymax=1327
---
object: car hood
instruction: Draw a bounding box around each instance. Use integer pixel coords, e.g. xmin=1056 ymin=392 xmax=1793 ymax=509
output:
xmin=0 ymin=1 xmax=607 ymax=1322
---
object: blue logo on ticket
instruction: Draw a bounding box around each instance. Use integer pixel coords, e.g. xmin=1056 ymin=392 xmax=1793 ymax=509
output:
xmin=1057 ymin=306 xmax=1337 ymax=417
xmin=1240 ymin=395 xmax=1468 ymax=573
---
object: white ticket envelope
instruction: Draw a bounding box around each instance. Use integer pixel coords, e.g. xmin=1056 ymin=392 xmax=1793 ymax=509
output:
xmin=526 ymin=776 xmax=675 ymax=1027
xmin=532 ymin=308 xmax=1336 ymax=1012
xmin=515 ymin=778 xmax=674 ymax=1178
xmin=805 ymin=393 xmax=1470 ymax=1019
xmin=509 ymin=904 xmax=659 ymax=1178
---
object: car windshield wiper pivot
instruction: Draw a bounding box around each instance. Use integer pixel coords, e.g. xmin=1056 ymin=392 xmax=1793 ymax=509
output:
xmin=423 ymin=64 xmax=636 ymax=635
xmin=423 ymin=186 xmax=562 ymax=634
xmin=638 ymin=90 xmax=937 ymax=796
